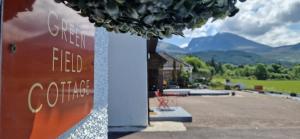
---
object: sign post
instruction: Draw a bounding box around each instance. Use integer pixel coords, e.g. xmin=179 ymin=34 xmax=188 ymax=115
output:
xmin=0 ymin=0 xmax=95 ymax=138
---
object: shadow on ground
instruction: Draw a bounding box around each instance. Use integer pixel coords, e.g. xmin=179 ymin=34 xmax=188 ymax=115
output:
xmin=108 ymin=132 xmax=135 ymax=139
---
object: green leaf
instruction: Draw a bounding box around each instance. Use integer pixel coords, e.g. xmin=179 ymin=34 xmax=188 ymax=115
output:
xmin=61 ymin=0 xmax=246 ymax=38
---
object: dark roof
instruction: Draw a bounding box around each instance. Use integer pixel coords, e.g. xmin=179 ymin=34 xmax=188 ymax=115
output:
xmin=158 ymin=52 xmax=193 ymax=68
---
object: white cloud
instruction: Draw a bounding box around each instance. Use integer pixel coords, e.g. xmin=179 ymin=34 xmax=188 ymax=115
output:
xmin=254 ymin=26 xmax=300 ymax=47
xmin=182 ymin=18 xmax=220 ymax=38
xmin=4 ymin=0 xmax=94 ymax=42
xmin=162 ymin=35 xmax=192 ymax=48
xmin=179 ymin=43 xmax=189 ymax=48
xmin=170 ymin=0 xmax=300 ymax=47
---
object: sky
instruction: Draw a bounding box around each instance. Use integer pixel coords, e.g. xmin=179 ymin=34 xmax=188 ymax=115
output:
xmin=162 ymin=0 xmax=300 ymax=48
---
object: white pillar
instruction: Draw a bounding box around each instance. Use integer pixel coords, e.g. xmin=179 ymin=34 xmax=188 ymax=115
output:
xmin=108 ymin=33 xmax=148 ymax=127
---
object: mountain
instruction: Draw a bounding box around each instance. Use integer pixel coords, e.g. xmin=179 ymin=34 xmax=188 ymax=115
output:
xmin=191 ymin=51 xmax=278 ymax=65
xmin=186 ymin=32 xmax=272 ymax=53
xmin=158 ymin=33 xmax=300 ymax=65
xmin=263 ymin=43 xmax=300 ymax=63
xmin=156 ymin=41 xmax=186 ymax=54
xmin=275 ymin=43 xmax=300 ymax=50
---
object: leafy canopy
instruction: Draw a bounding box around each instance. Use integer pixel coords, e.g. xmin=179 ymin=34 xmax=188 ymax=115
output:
xmin=55 ymin=0 xmax=246 ymax=38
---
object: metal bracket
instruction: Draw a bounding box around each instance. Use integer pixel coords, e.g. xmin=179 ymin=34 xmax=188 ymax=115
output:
xmin=9 ymin=43 xmax=17 ymax=54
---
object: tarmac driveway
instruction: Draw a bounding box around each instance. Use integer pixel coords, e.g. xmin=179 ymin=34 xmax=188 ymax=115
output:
xmin=109 ymin=92 xmax=300 ymax=139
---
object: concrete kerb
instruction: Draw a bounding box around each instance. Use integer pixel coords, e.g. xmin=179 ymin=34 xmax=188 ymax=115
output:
xmin=163 ymin=89 xmax=234 ymax=96
xmin=108 ymin=121 xmax=187 ymax=132
xmin=244 ymin=90 xmax=300 ymax=102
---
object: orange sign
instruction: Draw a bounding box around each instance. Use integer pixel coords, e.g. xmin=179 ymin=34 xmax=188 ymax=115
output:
xmin=0 ymin=0 xmax=95 ymax=138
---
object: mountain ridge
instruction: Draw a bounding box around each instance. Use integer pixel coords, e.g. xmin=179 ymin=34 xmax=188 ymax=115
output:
xmin=158 ymin=33 xmax=300 ymax=65
xmin=186 ymin=32 xmax=272 ymax=53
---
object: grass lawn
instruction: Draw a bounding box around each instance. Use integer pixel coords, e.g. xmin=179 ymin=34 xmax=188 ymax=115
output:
xmin=213 ymin=78 xmax=300 ymax=94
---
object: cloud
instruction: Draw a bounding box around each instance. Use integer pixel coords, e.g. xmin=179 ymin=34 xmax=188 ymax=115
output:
xmin=4 ymin=0 xmax=94 ymax=42
xmin=163 ymin=0 xmax=300 ymax=47
xmin=221 ymin=0 xmax=300 ymax=37
xmin=277 ymin=1 xmax=300 ymax=23
xmin=179 ymin=43 xmax=189 ymax=48
xmin=254 ymin=26 xmax=300 ymax=46
xmin=162 ymin=35 xmax=192 ymax=48
xmin=182 ymin=19 xmax=219 ymax=38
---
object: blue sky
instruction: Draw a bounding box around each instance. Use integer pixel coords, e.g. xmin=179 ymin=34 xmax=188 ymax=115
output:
xmin=162 ymin=0 xmax=300 ymax=48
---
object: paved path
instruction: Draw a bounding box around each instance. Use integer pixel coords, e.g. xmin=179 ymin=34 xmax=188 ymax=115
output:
xmin=109 ymin=91 xmax=300 ymax=139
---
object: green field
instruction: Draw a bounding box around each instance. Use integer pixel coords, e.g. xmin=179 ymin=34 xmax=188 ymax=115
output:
xmin=213 ymin=78 xmax=300 ymax=94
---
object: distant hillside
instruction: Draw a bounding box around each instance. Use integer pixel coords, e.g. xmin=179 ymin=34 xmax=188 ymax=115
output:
xmin=191 ymin=51 xmax=279 ymax=65
xmin=262 ymin=43 xmax=300 ymax=63
xmin=156 ymin=41 xmax=186 ymax=54
xmin=158 ymin=33 xmax=300 ymax=65
xmin=186 ymin=32 xmax=272 ymax=53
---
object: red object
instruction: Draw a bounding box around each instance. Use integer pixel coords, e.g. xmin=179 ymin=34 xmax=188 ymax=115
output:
xmin=255 ymin=85 xmax=264 ymax=93
xmin=0 ymin=0 xmax=95 ymax=138
xmin=155 ymin=90 xmax=169 ymax=109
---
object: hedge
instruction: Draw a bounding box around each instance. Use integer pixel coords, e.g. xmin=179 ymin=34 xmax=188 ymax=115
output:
xmin=55 ymin=0 xmax=246 ymax=38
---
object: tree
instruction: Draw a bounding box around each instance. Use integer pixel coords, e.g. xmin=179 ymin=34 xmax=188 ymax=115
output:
xmin=208 ymin=57 xmax=221 ymax=76
xmin=182 ymin=56 xmax=212 ymax=83
xmin=222 ymin=64 xmax=236 ymax=70
xmin=216 ymin=63 xmax=224 ymax=75
xmin=183 ymin=56 xmax=209 ymax=73
xmin=242 ymin=65 xmax=255 ymax=77
xmin=255 ymin=64 xmax=268 ymax=80
xmin=177 ymin=64 xmax=190 ymax=87
xmin=55 ymin=0 xmax=246 ymax=38
xmin=209 ymin=57 xmax=217 ymax=68
xmin=268 ymin=64 xmax=284 ymax=74
xmin=292 ymin=65 xmax=300 ymax=79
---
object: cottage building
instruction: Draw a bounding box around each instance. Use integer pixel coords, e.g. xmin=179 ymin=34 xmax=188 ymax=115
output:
xmin=159 ymin=52 xmax=193 ymax=87
xmin=147 ymin=39 xmax=193 ymax=92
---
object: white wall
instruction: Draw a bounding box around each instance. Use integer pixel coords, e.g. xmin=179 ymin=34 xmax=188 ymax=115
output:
xmin=108 ymin=33 xmax=148 ymax=127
